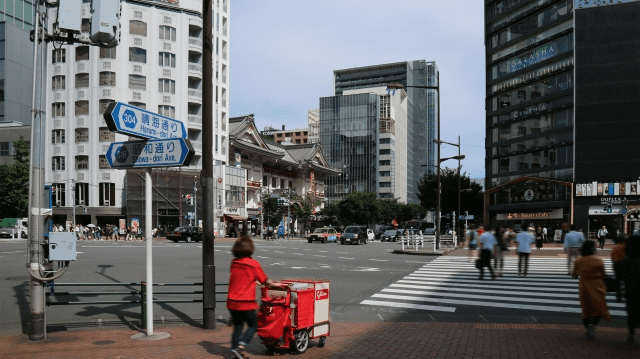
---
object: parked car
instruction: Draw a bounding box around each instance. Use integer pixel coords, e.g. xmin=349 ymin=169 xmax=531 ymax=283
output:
xmin=0 ymin=227 xmax=25 ymax=239
xmin=166 ymin=226 xmax=203 ymax=243
xmin=399 ymin=228 xmax=421 ymax=236
xmin=308 ymin=227 xmax=340 ymax=243
xmin=381 ymin=229 xmax=399 ymax=242
xmin=375 ymin=226 xmax=389 ymax=240
xmin=341 ymin=226 xmax=373 ymax=245
xmin=423 ymin=228 xmax=437 ymax=235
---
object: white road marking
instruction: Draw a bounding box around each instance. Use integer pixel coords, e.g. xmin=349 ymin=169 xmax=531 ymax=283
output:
xmin=274 ymin=251 xmax=284 ymax=253
xmin=313 ymin=255 xmax=326 ymax=258
xmin=337 ymin=252 xmax=349 ymax=254
xmin=361 ymin=300 xmax=456 ymax=313
xmin=317 ymin=250 xmax=327 ymax=253
xmin=338 ymin=257 xmax=354 ymax=260
xmin=2 ymin=251 xmax=22 ymax=253
xmin=405 ymin=261 xmax=429 ymax=263
xmin=76 ymin=252 xmax=84 ymax=254
xmin=291 ymin=267 xmax=307 ymax=269
xmin=369 ymin=259 xmax=388 ymax=262
xmin=303 ymin=249 xmax=311 ymax=251
xmin=352 ymin=267 xmax=380 ymax=272
xmin=256 ymin=256 xmax=269 ymax=259
xmin=292 ymin=253 xmax=304 ymax=256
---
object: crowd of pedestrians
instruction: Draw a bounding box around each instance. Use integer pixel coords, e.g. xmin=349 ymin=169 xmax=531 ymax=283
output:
xmin=463 ymin=223 xmax=640 ymax=344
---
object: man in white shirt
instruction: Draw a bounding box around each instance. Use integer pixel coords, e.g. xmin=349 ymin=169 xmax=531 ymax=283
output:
xmin=542 ymin=226 xmax=548 ymax=243
xmin=515 ymin=223 xmax=535 ymax=277
xmin=597 ymin=225 xmax=608 ymax=249
xmin=479 ymin=226 xmax=497 ymax=280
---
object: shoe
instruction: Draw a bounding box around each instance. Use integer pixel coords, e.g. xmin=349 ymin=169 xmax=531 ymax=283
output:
xmin=230 ymin=349 xmax=244 ymax=359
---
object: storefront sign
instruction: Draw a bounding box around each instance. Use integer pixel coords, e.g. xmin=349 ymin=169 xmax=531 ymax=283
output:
xmin=576 ymin=0 xmax=640 ymax=9
xmin=497 ymin=208 xmax=563 ymax=220
xmin=235 ymin=149 xmax=242 ymax=168
xmin=225 ymin=207 xmax=239 ymax=215
xmin=524 ymin=189 xmax=534 ymax=201
xmin=600 ymin=197 xmax=623 ymax=205
xmin=589 ymin=205 xmax=622 ymax=215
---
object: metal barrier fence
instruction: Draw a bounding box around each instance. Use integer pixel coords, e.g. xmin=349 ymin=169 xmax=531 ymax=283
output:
xmin=46 ymin=281 xmax=229 ymax=329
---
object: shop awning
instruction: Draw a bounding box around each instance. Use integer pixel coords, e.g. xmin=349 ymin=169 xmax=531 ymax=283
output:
xmin=224 ymin=214 xmax=247 ymax=221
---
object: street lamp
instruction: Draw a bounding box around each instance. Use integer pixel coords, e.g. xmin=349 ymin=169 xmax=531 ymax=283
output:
xmin=434 ymin=137 xmax=462 ymax=238
xmin=435 ymin=154 xmax=465 ymax=249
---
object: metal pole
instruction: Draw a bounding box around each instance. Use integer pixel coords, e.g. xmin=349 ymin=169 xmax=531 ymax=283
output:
xmin=458 ymin=135 xmax=461 ymax=241
xmin=145 ymin=168 xmax=153 ymax=335
xmin=287 ymin=189 xmax=290 ymax=237
xmin=435 ymin=72 xmax=441 ymax=249
xmin=194 ymin=177 xmax=197 ymax=227
xmin=27 ymin=7 xmax=45 ymax=341
xmin=72 ymin=180 xmax=76 ymax=230
xmin=202 ymin=0 xmax=216 ymax=329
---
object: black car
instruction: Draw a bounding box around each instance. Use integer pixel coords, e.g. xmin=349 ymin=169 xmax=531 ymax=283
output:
xmin=375 ymin=226 xmax=389 ymax=240
xmin=381 ymin=229 xmax=399 ymax=242
xmin=340 ymin=226 xmax=372 ymax=245
xmin=166 ymin=226 xmax=202 ymax=243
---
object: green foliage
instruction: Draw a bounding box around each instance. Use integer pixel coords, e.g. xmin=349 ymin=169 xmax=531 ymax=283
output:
xmin=262 ymin=197 xmax=285 ymax=227
xmin=416 ymin=167 xmax=484 ymax=220
xmin=0 ymin=137 xmax=30 ymax=218
xmin=292 ymin=196 xmax=318 ymax=231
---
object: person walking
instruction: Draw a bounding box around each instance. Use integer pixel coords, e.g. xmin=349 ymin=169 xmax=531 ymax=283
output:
xmin=535 ymin=225 xmax=543 ymax=250
xmin=620 ymin=235 xmax=640 ymax=344
xmin=543 ymin=225 xmax=548 ymax=244
xmin=573 ymin=240 xmax=611 ymax=340
xmin=564 ymin=224 xmax=586 ymax=275
xmin=478 ymin=226 xmax=497 ymax=280
xmin=597 ymin=225 xmax=608 ymax=249
xmin=515 ymin=223 xmax=535 ymax=277
xmin=226 ymin=236 xmax=274 ymax=359
xmin=467 ymin=226 xmax=478 ymax=262
xmin=493 ymin=226 xmax=507 ymax=277
xmin=611 ymin=234 xmax=627 ymax=302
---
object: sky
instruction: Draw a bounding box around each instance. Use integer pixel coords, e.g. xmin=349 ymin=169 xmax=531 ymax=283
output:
xmin=230 ymin=1 xmax=486 ymax=179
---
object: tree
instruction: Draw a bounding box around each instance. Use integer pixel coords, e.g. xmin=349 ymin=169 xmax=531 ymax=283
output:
xmin=292 ymin=196 xmax=318 ymax=233
xmin=333 ymin=192 xmax=379 ymax=226
xmin=416 ymin=167 xmax=483 ymax=222
xmin=376 ymin=198 xmax=403 ymax=225
xmin=262 ymin=197 xmax=285 ymax=227
xmin=0 ymin=137 xmax=29 ymax=218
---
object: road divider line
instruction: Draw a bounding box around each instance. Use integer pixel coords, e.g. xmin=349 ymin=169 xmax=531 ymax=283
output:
xmin=338 ymin=257 xmax=354 ymax=260
xmin=369 ymin=259 xmax=389 ymax=262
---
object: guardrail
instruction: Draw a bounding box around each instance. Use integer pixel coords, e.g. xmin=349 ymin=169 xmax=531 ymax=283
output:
xmin=398 ymin=235 xmax=435 ymax=252
xmin=46 ymin=281 xmax=228 ymax=329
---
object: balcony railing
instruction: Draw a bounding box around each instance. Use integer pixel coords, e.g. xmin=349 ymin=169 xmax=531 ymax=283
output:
xmin=188 ymin=115 xmax=202 ymax=123
xmin=188 ymin=63 xmax=202 ymax=73
xmin=188 ymin=37 xmax=203 ymax=47
xmin=222 ymin=99 xmax=226 ymax=108
xmin=221 ymin=121 xmax=226 ymax=131
xmin=221 ymin=146 xmax=227 ymax=155
xmin=188 ymin=89 xmax=202 ymax=98
xmin=222 ymin=76 xmax=226 ymax=84
xmin=191 ymin=141 xmax=202 ymax=151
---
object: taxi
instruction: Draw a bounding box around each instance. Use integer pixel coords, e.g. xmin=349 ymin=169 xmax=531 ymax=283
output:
xmin=307 ymin=227 xmax=341 ymax=243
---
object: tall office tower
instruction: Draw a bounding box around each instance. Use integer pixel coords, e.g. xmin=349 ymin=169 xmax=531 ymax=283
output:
xmin=45 ymin=0 xmax=231 ymax=227
xmin=0 ymin=21 xmax=34 ymax=125
xmin=0 ymin=0 xmax=35 ymax=30
xmin=307 ymin=108 xmax=319 ymax=144
xmin=320 ymin=86 xmax=408 ymax=204
xmin=486 ymin=0 xmax=640 ymax=234
xmin=331 ymin=60 xmax=438 ymax=204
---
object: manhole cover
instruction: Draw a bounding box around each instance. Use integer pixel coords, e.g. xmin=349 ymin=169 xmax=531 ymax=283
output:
xmin=5 ymin=276 xmax=29 ymax=281
xmin=93 ymin=340 xmax=115 ymax=345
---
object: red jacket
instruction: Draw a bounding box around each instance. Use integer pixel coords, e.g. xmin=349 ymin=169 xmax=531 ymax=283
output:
xmin=227 ymin=257 xmax=268 ymax=311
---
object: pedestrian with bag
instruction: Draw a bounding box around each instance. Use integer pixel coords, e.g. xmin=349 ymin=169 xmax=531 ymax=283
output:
xmin=478 ymin=226 xmax=497 ymax=280
xmin=620 ymin=235 xmax=640 ymax=344
xmin=565 ymin=224 xmax=586 ymax=275
xmin=597 ymin=225 xmax=608 ymax=249
xmin=515 ymin=223 xmax=534 ymax=277
xmin=226 ymin=235 xmax=274 ymax=359
xmin=493 ymin=226 xmax=507 ymax=277
xmin=573 ymin=240 xmax=611 ymax=340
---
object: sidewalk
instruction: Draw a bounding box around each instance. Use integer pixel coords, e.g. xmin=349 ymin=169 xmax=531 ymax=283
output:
xmin=1 ymin=321 xmax=637 ymax=358
xmin=393 ymin=241 xmax=615 ymax=257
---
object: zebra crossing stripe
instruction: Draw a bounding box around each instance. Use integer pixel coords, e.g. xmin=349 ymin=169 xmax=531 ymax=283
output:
xmin=360 ymin=299 xmax=456 ymax=313
xmin=407 ymin=274 xmax=580 ymax=287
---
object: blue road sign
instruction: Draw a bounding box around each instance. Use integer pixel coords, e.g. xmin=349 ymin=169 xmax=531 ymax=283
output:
xmin=105 ymin=138 xmax=195 ymax=169
xmin=103 ymin=102 xmax=187 ymax=140
xmin=459 ymin=215 xmax=475 ymax=220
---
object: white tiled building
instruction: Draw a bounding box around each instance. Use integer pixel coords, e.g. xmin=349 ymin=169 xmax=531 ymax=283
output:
xmin=45 ymin=0 xmax=230 ymax=226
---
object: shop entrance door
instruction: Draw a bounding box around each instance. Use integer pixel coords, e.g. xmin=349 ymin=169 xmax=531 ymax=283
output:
xmin=589 ymin=216 xmax=622 ymax=241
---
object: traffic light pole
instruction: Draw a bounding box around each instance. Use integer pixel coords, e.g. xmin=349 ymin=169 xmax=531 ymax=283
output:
xmin=194 ymin=177 xmax=197 ymax=227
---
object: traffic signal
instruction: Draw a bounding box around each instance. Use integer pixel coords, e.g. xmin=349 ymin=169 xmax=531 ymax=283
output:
xmin=182 ymin=194 xmax=192 ymax=205
xmin=83 ymin=206 xmax=87 ymax=214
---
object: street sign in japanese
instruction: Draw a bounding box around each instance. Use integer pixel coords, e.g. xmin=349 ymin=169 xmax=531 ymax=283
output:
xmin=459 ymin=215 xmax=475 ymax=220
xmin=103 ymin=102 xmax=187 ymax=140
xmin=105 ymin=138 xmax=195 ymax=169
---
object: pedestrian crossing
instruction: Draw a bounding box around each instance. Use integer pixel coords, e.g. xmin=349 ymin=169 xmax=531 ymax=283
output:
xmin=361 ymin=256 xmax=627 ymax=316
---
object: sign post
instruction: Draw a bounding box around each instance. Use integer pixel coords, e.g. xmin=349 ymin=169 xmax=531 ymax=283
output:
xmin=103 ymin=102 xmax=190 ymax=338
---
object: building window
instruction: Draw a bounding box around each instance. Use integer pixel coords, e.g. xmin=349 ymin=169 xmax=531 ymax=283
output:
xmin=81 ymin=18 xmax=90 ymax=33
xmin=379 ymin=149 xmax=391 ymax=155
xmin=52 ymin=129 xmax=65 ymax=144
xmin=52 ymin=75 xmax=65 ymax=90
xmin=129 ymin=20 xmax=147 ymax=36
xmin=157 ymin=105 xmax=175 ymax=118
xmin=75 ymin=155 xmax=88 ymax=170
xmin=75 ymin=128 xmax=89 ymax=143
xmin=379 ymin=182 xmax=391 ymax=188
xmin=0 ymin=142 xmax=9 ymax=156
xmin=99 ymin=183 xmax=116 ymax=206
xmin=99 ymin=155 xmax=110 ymax=169
xmin=52 ymin=49 xmax=66 ymax=63
xmin=99 ymin=100 xmax=114 ymax=114
xmin=52 ymin=183 xmax=65 ymax=206
xmin=52 ymin=156 xmax=65 ymax=171
xmin=158 ymin=52 xmax=175 ymax=67
xmin=99 ymin=72 xmax=116 ymax=86
xmin=128 ymin=75 xmax=146 ymax=90
xmin=271 ymin=177 xmax=276 ymax=188
xmin=379 ymin=171 xmax=391 ymax=177
xmin=51 ymin=102 xmax=65 ymax=117
xmin=288 ymin=180 xmax=293 ymax=188
xmin=75 ymin=101 xmax=89 ymax=116
xmin=99 ymin=127 xmax=114 ymax=142
xmin=158 ymin=78 xmax=175 ymax=94
xmin=379 ymin=160 xmax=391 ymax=166
xmin=75 ymin=183 xmax=89 ymax=206
xmin=159 ymin=25 xmax=176 ymax=41
xmin=75 ymin=46 xmax=89 ymax=61
xmin=75 ymin=73 xmax=89 ymax=88
xmin=100 ymin=47 xmax=116 ymax=59
xmin=129 ymin=102 xmax=146 ymax=110
xmin=129 ymin=47 xmax=147 ymax=63
xmin=280 ymin=179 xmax=285 ymax=189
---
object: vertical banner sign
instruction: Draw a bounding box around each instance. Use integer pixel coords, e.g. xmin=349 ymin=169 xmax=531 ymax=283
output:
xmin=310 ymin=169 xmax=315 ymax=194
xmin=235 ymin=149 xmax=242 ymax=168
xmin=119 ymin=219 xmax=126 ymax=235
xmin=131 ymin=218 xmax=140 ymax=233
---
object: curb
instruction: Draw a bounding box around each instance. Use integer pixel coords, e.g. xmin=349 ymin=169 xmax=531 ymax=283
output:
xmin=392 ymin=249 xmax=445 ymax=256
xmin=0 ymin=238 xmax=26 ymax=243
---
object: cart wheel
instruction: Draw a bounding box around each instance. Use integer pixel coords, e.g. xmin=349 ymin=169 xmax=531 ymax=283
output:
xmin=318 ymin=336 xmax=326 ymax=348
xmin=291 ymin=329 xmax=309 ymax=354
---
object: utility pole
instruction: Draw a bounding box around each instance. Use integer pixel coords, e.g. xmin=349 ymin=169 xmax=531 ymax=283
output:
xmin=435 ymin=72 xmax=441 ymax=249
xmin=201 ymin=0 xmax=216 ymax=329
xmin=457 ymin=135 xmax=461 ymax=239
xmin=287 ymin=188 xmax=291 ymax=237
xmin=193 ymin=176 xmax=197 ymax=227
xmin=71 ymin=179 xmax=76 ymax=230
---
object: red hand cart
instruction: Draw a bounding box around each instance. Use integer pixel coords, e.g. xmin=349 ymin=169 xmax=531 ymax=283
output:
xmin=257 ymin=279 xmax=330 ymax=354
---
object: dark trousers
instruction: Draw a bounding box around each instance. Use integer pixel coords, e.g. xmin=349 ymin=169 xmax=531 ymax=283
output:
xmin=598 ymin=236 xmax=605 ymax=249
xmin=613 ymin=262 xmax=623 ymax=301
xmin=627 ymin=293 xmax=640 ymax=335
xmin=518 ymin=252 xmax=530 ymax=276
xmin=230 ymin=309 xmax=258 ymax=350
xmin=479 ymin=249 xmax=494 ymax=279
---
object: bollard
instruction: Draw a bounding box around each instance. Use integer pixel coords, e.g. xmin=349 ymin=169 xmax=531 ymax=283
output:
xmin=141 ymin=281 xmax=146 ymax=329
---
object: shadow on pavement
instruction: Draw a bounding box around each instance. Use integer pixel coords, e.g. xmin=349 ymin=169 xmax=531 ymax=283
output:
xmin=12 ymin=282 xmax=31 ymax=334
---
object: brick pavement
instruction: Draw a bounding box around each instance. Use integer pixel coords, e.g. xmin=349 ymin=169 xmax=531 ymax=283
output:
xmin=1 ymin=321 xmax=638 ymax=358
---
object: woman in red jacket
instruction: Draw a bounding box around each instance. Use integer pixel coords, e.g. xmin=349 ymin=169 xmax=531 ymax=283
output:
xmin=227 ymin=236 xmax=273 ymax=359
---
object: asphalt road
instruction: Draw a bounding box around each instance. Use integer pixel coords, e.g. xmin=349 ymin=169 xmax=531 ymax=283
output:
xmin=0 ymin=238 xmax=628 ymax=335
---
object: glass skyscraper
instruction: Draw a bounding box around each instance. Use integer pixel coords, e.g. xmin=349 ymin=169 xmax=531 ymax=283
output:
xmin=0 ymin=0 xmax=34 ymax=30
xmin=329 ymin=60 xmax=438 ymax=204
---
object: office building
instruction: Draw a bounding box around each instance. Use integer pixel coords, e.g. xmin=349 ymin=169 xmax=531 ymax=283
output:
xmin=0 ymin=0 xmax=34 ymax=30
xmin=307 ymin=108 xmax=319 ymax=143
xmin=331 ymin=60 xmax=438 ymax=204
xmin=45 ymin=0 xmax=231 ymax=227
xmin=0 ymin=21 xmax=34 ymax=125
xmin=0 ymin=121 xmax=29 ymax=166
xmin=320 ymin=86 xmax=408 ymax=203
xmin=485 ymin=0 xmax=640 ymax=237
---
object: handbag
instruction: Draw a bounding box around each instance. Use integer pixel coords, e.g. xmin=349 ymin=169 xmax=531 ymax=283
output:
xmin=604 ymin=276 xmax=619 ymax=293
xmin=475 ymin=258 xmax=482 ymax=269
